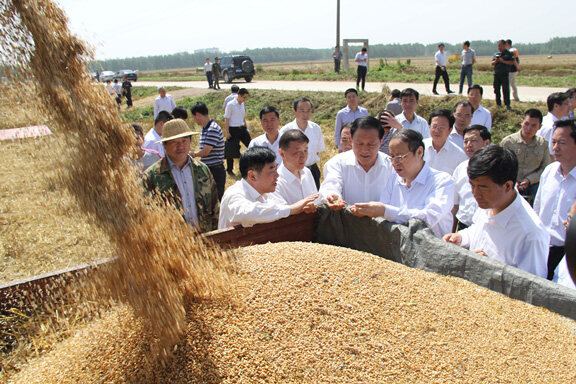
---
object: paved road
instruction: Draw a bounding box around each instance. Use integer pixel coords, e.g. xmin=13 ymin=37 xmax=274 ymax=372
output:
xmin=134 ymin=80 xmax=566 ymax=103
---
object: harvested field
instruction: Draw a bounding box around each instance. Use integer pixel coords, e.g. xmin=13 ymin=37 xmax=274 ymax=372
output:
xmin=13 ymin=242 xmax=576 ymax=383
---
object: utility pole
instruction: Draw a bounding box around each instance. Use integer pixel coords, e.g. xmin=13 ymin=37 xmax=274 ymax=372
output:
xmin=336 ymin=0 xmax=340 ymax=48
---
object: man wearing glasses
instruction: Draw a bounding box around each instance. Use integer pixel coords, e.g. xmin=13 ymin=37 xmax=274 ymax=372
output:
xmin=423 ymin=109 xmax=468 ymax=175
xmin=448 ymin=101 xmax=474 ymax=150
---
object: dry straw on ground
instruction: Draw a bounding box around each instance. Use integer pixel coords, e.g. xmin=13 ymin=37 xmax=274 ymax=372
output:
xmin=12 ymin=242 xmax=576 ymax=383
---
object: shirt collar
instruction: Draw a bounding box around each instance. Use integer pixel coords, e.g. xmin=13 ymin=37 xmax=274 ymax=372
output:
xmin=166 ymin=155 xmax=191 ymax=170
xmin=241 ymin=178 xmax=265 ymax=201
xmin=203 ymin=119 xmax=214 ymax=131
xmin=278 ymin=163 xmax=299 ymax=183
xmin=450 ymin=127 xmax=463 ymax=137
xmin=489 ymin=193 xmax=522 ymax=228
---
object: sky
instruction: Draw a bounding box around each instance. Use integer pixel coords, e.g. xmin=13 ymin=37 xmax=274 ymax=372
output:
xmin=55 ymin=0 xmax=576 ymax=60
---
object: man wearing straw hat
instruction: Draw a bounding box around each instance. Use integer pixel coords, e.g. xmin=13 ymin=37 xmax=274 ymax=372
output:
xmin=144 ymin=118 xmax=219 ymax=232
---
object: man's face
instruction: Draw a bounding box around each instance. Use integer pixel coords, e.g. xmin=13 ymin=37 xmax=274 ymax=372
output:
xmin=159 ymin=88 xmax=166 ymax=98
xmin=345 ymin=92 xmax=359 ymax=109
xmin=293 ymin=101 xmax=312 ymax=122
xmin=237 ymin=94 xmax=248 ymax=104
xmin=260 ymin=112 xmax=280 ymax=136
xmin=439 ymin=45 xmax=445 ymax=52
xmin=192 ymin=113 xmax=204 ymax=127
xmin=249 ymin=162 xmax=279 ymax=194
xmin=470 ymin=175 xmax=512 ymax=210
xmin=388 ymin=138 xmax=423 ymax=180
xmin=552 ymin=126 xmax=576 ymax=166
xmin=401 ymin=95 xmax=418 ymax=115
xmin=280 ymin=141 xmax=308 ymax=171
xmin=462 ymin=43 xmax=467 ymax=50
xmin=454 ymin=104 xmax=473 ymax=131
xmin=352 ymin=128 xmax=382 ymax=170
xmin=467 ymin=89 xmax=482 ymax=107
xmin=553 ymin=99 xmax=571 ymax=118
xmin=497 ymin=41 xmax=505 ymax=52
xmin=164 ymin=136 xmax=191 ymax=165
xmin=463 ymin=130 xmax=489 ymax=158
xmin=430 ymin=115 xmax=451 ymax=147
xmin=520 ymin=116 xmax=541 ymax=141
xmin=340 ymin=127 xmax=352 ymax=152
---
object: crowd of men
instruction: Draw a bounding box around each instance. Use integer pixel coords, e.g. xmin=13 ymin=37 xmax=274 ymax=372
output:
xmin=136 ymin=84 xmax=576 ymax=289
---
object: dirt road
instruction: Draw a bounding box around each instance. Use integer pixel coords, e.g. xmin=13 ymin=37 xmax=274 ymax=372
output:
xmin=134 ymin=80 xmax=566 ymax=103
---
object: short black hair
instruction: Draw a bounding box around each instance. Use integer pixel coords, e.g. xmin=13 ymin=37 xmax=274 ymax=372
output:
xmin=390 ymin=129 xmax=424 ymax=155
xmin=390 ymin=89 xmax=401 ymax=98
xmin=190 ymin=102 xmax=209 ymax=116
xmin=438 ymin=43 xmax=445 ymax=48
xmin=566 ymin=88 xmax=576 ymax=98
xmin=171 ymin=106 xmax=188 ymax=120
xmin=554 ymin=119 xmax=576 ymax=144
xmin=523 ymin=108 xmax=543 ymax=124
xmin=547 ymin=92 xmax=569 ymax=112
xmin=376 ymin=110 xmax=394 ymax=130
xmin=231 ymin=85 xmax=240 ymax=93
xmin=345 ymin=88 xmax=358 ymax=97
xmin=293 ymin=97 xmax=313 ymax=111
xmin=506 ymin=39 xmax=512 ymax=45
xmin=463 ymin=125 xmax=491 ymax=141
xmin=259 ymin=105 xmax=279 ymax=120
xmin=279 ymin=129 xmax=309 ymax=150
xmin=463 ymin=41 xmax=470 ymax=47
xmin=238 ymin=88 xmax=249 ymax=96
xmin=429 ymin=109 xmax=455 ymax=127
xmin=132 ymin=123 xmax=143 ymax=137
xmin=453 ymin=100 xmax=475 ymax=114
xmin=361 ymin=47 xmax=367 ymax=52
xmin=467 ymin=145 xmax=518 ymax=185
xmin=239 ymin=147 xmax=277 ymax=179
xmin=154 ymin=110 xmax=173 ymax=126
xmin=350 ymin=116 xmax=384 ymax=140
xmin=401 ymin=88 xmax=419 ymax=101
xmin=468 ymin=84 xmax=484 ymax=96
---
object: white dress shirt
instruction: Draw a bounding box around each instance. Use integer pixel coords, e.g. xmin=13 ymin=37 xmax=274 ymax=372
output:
xmin=435 ymin=50 xmax=448 ymax=66
xmin=448 ymin=127 xmax=465 ymax=150
xmin=248 ymin=133 xmax=282 ymax=164
xmin=273 ymin=164 xmax=318 ymax=204
xmin=355 ymin=52 xmax=368 ymax=67
xmin=204 ymin=62 xmax=213 ymax=73
xmin=397 ymin=112 xmax=430 ymax=139
xmin=218 ymin=179 xmax=290 ymax=229
xmin=452 ymin=160 xmax=478 ymax=226
xmin=280 ymin=120 xmax=326 ymax=166
xmin=423 ymin=138 xmax=468 ymax=175
xmin=533 ymin=162 xmax=576 ymax=246
xmin=153 ymin=94 xmax=176 ymax=119
xmin=553 ymin=258 xmax=576 ymax=290
xmin=380 ymin=163 xmax=455 ymax=238
xmin=459 ymin=193 xmax=549 ymax=278
xmin=470 ymin=105 xmax=492 ymax=131
xmin=142 ymin=128 xmax=165 ymax=157
xmin=537 ymin=112 xmax=559 ymax=155
xmin=224 ymin=98 xmax=246 ymax=127
xmin=320 ymin=151 xmax=395 ymax=205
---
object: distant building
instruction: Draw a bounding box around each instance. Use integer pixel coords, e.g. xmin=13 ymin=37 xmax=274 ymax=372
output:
xmin=194 ymin=48 xmax=220 ymax=54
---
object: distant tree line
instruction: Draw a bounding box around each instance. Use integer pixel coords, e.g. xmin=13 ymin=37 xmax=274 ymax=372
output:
xmin=89 ymin=36 xmax=576 ymax=72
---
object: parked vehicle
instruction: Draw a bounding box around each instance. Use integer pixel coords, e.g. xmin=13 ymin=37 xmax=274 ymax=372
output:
xmin=219 ymin=55 xmax=255 ymax=83
xmin=115 ymin=70 xmax=138 ymax=82
xmin=98 ymin=71 xmax=115 ymax=82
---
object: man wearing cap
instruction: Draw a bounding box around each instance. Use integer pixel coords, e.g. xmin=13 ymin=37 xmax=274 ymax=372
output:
xmin=144 ymin=119 xmax=219 ymax=232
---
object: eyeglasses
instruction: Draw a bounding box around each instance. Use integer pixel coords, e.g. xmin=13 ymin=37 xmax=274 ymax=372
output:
xmin=454 ymin=113 xmax=472 ymax=118
xmin=387 ymin=153 xmax=410 ymax=163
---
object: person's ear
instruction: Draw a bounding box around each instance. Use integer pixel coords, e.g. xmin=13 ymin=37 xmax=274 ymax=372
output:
xmin=504 ymin=180 xmax=515 ymax=192
xmin=416 ymin=146 xmax=424 ymax=159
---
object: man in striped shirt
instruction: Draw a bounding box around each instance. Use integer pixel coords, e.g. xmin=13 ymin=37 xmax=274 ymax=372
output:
xmin=191 ymin=102 xmax=226 ymax=200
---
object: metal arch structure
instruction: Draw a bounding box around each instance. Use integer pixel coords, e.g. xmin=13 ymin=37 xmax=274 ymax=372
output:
xmin=342 ymin=39 xmax=369 ymax=71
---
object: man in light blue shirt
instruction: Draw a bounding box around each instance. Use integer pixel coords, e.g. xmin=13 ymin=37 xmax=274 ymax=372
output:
xmin=459 ymin=41 xmax=476 ymax=94
xmin=334 ymin=88 xmax=369 ymax=150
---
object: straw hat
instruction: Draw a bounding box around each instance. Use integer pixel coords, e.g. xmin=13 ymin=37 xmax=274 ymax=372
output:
xmin=157 ymin=119 xmax=199 ymax=143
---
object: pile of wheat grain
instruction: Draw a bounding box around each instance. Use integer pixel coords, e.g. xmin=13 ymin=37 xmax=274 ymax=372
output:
xmin=13 ymin=242 xmax=576 ymax=383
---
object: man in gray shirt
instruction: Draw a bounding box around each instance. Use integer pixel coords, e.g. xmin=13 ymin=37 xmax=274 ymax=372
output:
xmin=333 ymin=46 xmax=343 ymax=73
xmin=459 ymin=41 xmax=476 ymax=94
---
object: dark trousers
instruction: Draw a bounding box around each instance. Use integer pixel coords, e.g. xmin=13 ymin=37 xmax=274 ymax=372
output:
xmin=334 ymin=59 xmax=341 ymax=73
xmin=356 ymin=66 xmax=367 ymax=90
xmin=206 ymin=71 xmax=213 ymax=88
xmin=493 ymin=72 xmax=510 ymax=107
xmin=519 ymin=182 xmax=539 ymax=206
xmin=433 ymin=66 xmax=451 ymax=92
xmin=307 ymin=163 xmax=321 ymax=190
xmin=208 ymin=163 xmax=226 ymax=201
xmin=548 ymin=246 xmax=566 ymax=280
xmin=213 ymin=73 xmax=220 ymax=89
xmin=225 ymin=126 xmax=251 ymax=172
xmin=459 ymin=65 xmax=473 ymax=93
xmin=125 ymin=91 xmax=132 ymax=107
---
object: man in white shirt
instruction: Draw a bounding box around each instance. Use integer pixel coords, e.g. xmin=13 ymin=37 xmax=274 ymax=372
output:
xmin=452 ymin=125 xmax=492 ymax=231
xmin=448 ymin=101 xmax=474 ymax=150
xmin=224 ymin=88 xmax=251 ymax=176
xmin=249 ymin=106 xmax=282 ymax=164
xmin=279 ymin=97 xmax=326 ymax=189
xmin=334 ymin=88 xmax=369 ymax=149
xmin=432 ymin=44 xmax=454 ymax=95
xmin=218 ymin=147 xmax=317 ymax=229
xmin=320 ymin=116 xmax=395 ymax=208
xmin=273 ymin=130 xmax=318 ymax=204
xmin=355 ymin=47 xmax=368 ymax=91
xmin=537 ymin=92 xmax=571 ymax=159
xmin=204 ymin=58 xmax=213 ymax=89
xmin=153 ymin=87 xmax=176 ymax=119
xmin=142 ymin=110 xmax=173 ymax=157
xmin=534 ymin=118 xmax=576 ymax=279
xmin=443 ymin=145 xmax=549 ymax=278
xmin=423 ymin=109 xmax=467 ymax=175
xmin=350 ymin=129 xmax=455 ymax=238
xmin=468 ymin=85 xmax=492 ymax=131
xmin=387 ymin=88 xmax=430 ymax=139
xmin=223 ymin=85 xmax=239 ymax=111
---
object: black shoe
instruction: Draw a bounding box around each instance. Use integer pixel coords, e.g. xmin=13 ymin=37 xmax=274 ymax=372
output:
xmin=506 ymin=105 xmax=512 ymax=111
xmin=432 ymin=90 xmax=439 ymax=95
xmin=447 ymin=90 xmax=455 ymax=94
xmin=227 ymin=170 xmax=235 ymax=176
